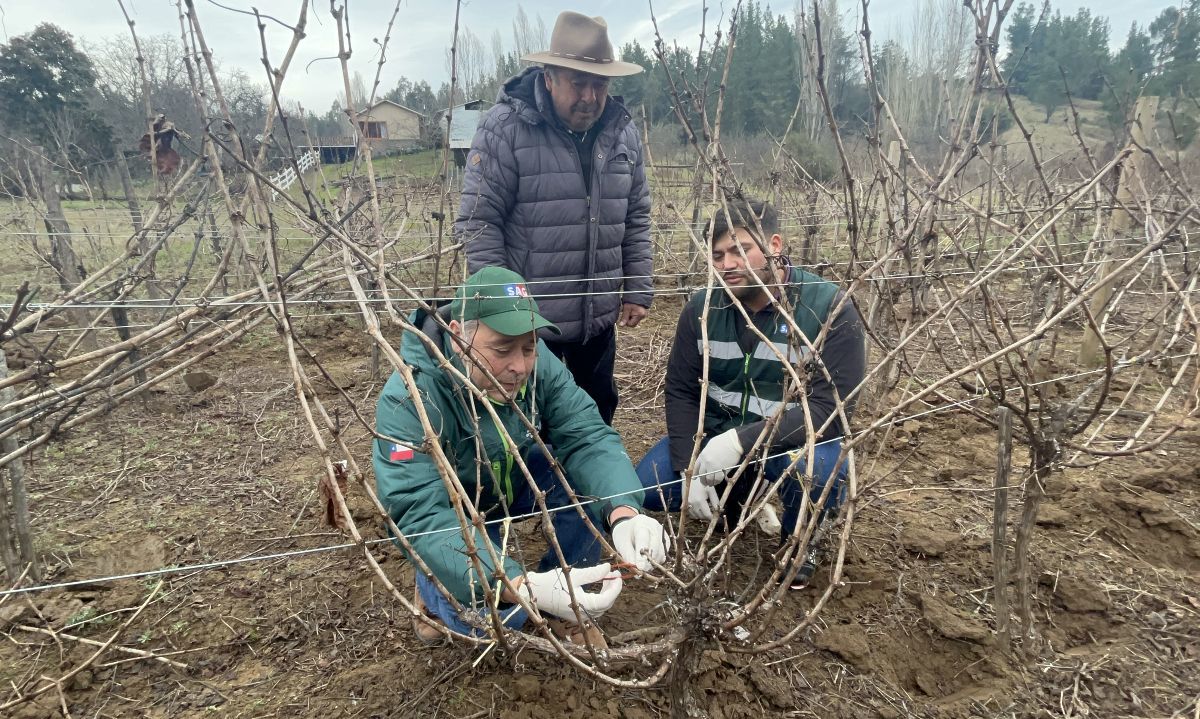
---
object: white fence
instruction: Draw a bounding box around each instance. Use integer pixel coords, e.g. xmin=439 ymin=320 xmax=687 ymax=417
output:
xmin=269 ymin=150 xmax=320 ymax=200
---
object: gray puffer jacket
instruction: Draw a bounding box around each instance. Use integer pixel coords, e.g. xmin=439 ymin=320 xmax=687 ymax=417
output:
xmin=456 ymin=67 xmax=653 ymax=343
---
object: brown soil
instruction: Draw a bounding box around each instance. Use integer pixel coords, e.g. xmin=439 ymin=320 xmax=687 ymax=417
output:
xmin=2 ymin=299 xmax=1199 ymax=718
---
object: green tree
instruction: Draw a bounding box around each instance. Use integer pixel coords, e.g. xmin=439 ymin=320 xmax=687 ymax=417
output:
xmin=617 ymin=37 xmax=709 ymax=136
xmin=0 ymin=23 xmax=114 ymax=179
xmin=1148 ymin=2 xmax=1200 ymax=97
xmin=723 ymin=1 xmax=767 ymax=134
xmin=384 ymin=77 xmax=415 ymax=106
xmin=1026 ymin=63 xmax=1066 ymax=122
xmin=793 ymin=0 xmax=862 ymax=141
xmin=1114 ymin=23 xmax=1155 ymax=83
xmin=1004 ymin=5 xmax=1112 ymax=121
xmin=1056 ymin=9 xmax=1111 ymax=100
xmin=406 ymin=81 xmax=439 ymax=115
xmin=1104 ymin=23 xmax=1156 ymax=135
xmin=1148 ymin=2 xmax=1200 ymax=148
xmin=615 ymin=40 xmax=658 ymax=117
xmin=1001 ymin=2 xmax=1042 ymax=87
xmin=0 ymin=24 xmax=98 ymax=131
xmin=723 ymin=2 xmax=789 ymax=135
xmin=1103 ymin=4 xmax=1200 ymax=147
xmin=303 ymin=100 xmax=350 ymax=138
xmin=385 ymin=77 xmax=440 ymax=114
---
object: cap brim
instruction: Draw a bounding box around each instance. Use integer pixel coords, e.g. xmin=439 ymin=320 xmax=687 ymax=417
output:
xmin=480 ymin=311 xmax=561 ymax=337
xmin=522 ymin=52 xmax=644 ymax=77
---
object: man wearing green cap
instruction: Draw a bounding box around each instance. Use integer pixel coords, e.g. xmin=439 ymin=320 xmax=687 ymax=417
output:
xmin=374 ymin=267 xmax=668 ymax=644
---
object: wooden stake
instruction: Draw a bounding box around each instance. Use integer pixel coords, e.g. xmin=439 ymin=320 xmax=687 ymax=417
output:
xmin=865 ymin=140 xmax=904 ymax=414
xmin=1014 ymin=444 xmax=1052 ymax=646
xmin=367 ymin=279 xmax=381 ymax=379
xmin=1079 ymin=95 xmax=1159 ymax=366
xmin=33 ymin=146 xmax=97 ymax=351
xmin=0 ymin=348 xmax=38 ymax=579
xmin=992 ymin=407 xmax=1012 ymax=645
xmin=108 ymin=300 xmax=147 ymax=388
xmin=116 ymin=151 xmax=164 ymax=301
xmin=115 ymin=151 xmax=144 ymax=235
xmin=687 ymin=156 xmax=707 ymax=283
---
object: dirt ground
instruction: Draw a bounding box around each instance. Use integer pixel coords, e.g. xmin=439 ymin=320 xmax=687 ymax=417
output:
xmin=2 ymin=295 xmax=1198 ymax=719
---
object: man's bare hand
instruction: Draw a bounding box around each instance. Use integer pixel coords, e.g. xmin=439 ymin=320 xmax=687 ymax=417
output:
xmin=618 ymin=303 xmax=648 ymax=328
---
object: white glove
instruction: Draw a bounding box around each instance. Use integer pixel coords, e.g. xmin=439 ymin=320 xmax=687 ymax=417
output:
xmin=694 ymin=428 xmax=744 ymax=486
xmin=611 ymin=514 xmax=669 ymax=571
xmin=684 ymin=475 xmax=722 ymax=521
xmin=755 ymin=503 xmax=782 ymax=535
xmin=518 ymin=563 xmax=622 ymax=621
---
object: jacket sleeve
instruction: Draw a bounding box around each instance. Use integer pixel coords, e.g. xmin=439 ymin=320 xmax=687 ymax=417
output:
xmin=620 ymin=129 xmax=653 ymax=308
xmin=664 ymin=299 xmax=704 ymax=473
xmin=535 ymin=344 xmax=644 ymax=524
xmin=735 ymin=295 xmax=866 ymax=455
xmin=457 ymin=110 xmax=519 ymax=274
xmin=375 ymin=379 xmax=521 ymax=605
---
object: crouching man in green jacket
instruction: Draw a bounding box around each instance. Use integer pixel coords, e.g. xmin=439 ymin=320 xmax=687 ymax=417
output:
xmin=374 ymin=267 xmax=668 ymax=644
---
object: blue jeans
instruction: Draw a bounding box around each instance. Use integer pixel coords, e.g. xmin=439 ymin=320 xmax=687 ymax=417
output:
xmin=416 ymin=449 xmax=602 ymax=636
xmin=634 ymin=435 xmax=848 ymax=539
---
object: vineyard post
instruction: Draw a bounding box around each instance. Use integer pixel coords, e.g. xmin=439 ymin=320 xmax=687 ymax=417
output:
xmin=992 ymin=406 xmax=1013 ymax=646
xmin=33 ymin=146 xmax=97 ymax=352
xmin=1078 ymin=95 xmax=1159 ymax=366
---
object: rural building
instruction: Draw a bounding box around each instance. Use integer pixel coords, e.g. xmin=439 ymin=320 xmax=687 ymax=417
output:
xmin=299 ymin=100 xmax=426 ymax=163
xmin=356 ymin=99 xmax=424 ymax=150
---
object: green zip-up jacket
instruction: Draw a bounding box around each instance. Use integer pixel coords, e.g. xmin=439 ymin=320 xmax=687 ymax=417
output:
xmin=374 ymin=308 xmax=644 ymax=605
xmin=664 ymin=266 xmax=866 ymax=472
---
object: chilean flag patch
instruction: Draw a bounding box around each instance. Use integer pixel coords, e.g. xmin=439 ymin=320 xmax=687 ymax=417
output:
xmin=388 ymin=442 xmax=414 ymax=461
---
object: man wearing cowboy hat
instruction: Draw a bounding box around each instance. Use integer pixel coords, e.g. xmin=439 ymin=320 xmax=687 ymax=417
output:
xmin=456 ymin=11 xmax=652 ymax=426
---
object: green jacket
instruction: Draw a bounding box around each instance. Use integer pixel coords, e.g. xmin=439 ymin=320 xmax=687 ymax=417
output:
xmin=373 ymin=309 xmax=644 ymax=604
xmin=664 ymin=266 xmax=866 ymax=472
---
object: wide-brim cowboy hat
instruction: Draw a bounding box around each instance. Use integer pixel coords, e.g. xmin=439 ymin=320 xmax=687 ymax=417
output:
xmin=521 ymin=11 xmax=644 ymax=77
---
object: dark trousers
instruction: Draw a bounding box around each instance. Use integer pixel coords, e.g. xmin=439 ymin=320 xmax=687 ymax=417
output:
xmin=635 ymin=435 xmax=848 ymax=538
xmin=543 ymin=326 xmax=618 ymax=425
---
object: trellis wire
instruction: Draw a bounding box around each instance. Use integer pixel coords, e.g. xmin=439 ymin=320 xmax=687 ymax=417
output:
xmin=5 ymin=344 xmax=1194 ymax=600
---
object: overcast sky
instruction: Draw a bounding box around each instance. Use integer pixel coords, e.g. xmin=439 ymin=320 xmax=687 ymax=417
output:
xmin=0 ymin=0 xmax=1178 ymax=111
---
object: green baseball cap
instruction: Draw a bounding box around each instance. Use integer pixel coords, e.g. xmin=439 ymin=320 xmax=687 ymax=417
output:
xmin=449 ymin=267 xmax=561 ymax=336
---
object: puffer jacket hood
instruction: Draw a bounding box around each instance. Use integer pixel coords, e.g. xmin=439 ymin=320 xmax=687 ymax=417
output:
xmin=497 ymin=66 xmax=540 ymax=116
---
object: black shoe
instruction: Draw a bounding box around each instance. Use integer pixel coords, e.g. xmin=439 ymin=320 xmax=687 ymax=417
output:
xmin=789 ymin=545 xmax=820 ymax=590
xmin=788 ymin=518 xmax=830 ymax=590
